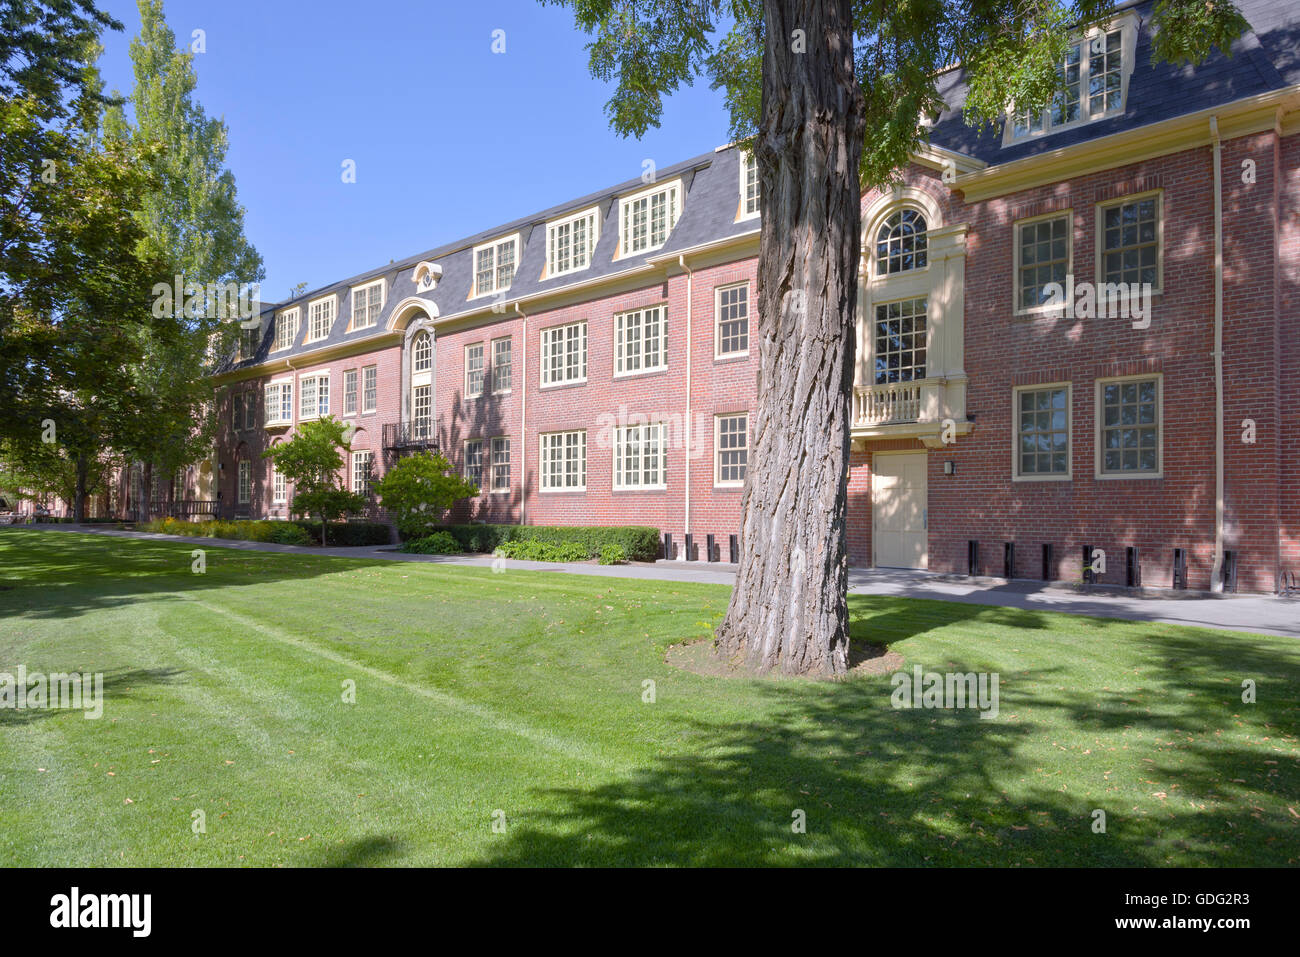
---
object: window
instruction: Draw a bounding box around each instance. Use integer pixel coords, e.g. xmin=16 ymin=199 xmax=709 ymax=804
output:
xmin=540 ymin=431 xmax=586 ymax=491
xmin=299 ymin=373 xmax=329 ymax=420
xmin=362 ymin=365 xmax=377 ymax=414
xmin=243 ymin=391 xmax=257 ymax=431
xmin=351 ymin=450 xmax=373 ymax=496
xmin=715 ymin=283 xmax=749 ymax=357
xmin=265 ymin=381 xmax=293 ymax=426
xmin=1097 ymin=376 xmax=1161 ymax=477
xmin=239 ymin=324 xmax=260 ymax=360
xmin=541 ymin=321 xmax=587 ymax=386
xmin=1014 ymin=385 xmax=1071 ymax=479
xmin=873 ymin=298 xmax=927 ymax=384
xmin=715 ymin=414 xmax=748 ymax=487
xmin=876 ymin=208 xmax=928 ymax=275
xmin=343 ymin=369 xmax=358 ymax=416
xmin=464 ymin=439 xmax=484 ymax=488
xmin=1017 ymin=213 xmax=1071 ymax=312
xmin=740 ymin=150 xmax=760 ymax=219
xmin=306 ymin=296 xmax=335 ymax=343
xmin=272 ymin=466 xmax=286 ymax=504
xmin=232 ymin=392 xmax=245 ymax=430
xmin=412 ymin=385 xmax=432 ymax=439
xmin=472 ymin=236 xmax=518 ymax=298
xmin=1098 ymin=193 xmax=1161 ymax=291
xmin=237 ymin=460 xmax=251 ymax=505
xmin=620 ymin=180 xmax=681 ymax=255
xmin=614 ymin=304 xmax=666 ymax=375
xmin=547 ymin=207 xmax=599 ymax=277
xmin=490 ymin=437 xmax=510 ymax=492
xmin=492 ymin=338 xmax=512 ymax=393
xmin=1009 ymin=25 xmax=1131 ymax=141
xmin=274 ymin=308 xmax=300 ymax=351
xmin=465 ymin=343 xmax=485 ymax=398
xmin=412 ymin=332 xmax=432 ymax=372
xmin=351 ymin=280 xmax=384 ymax=330
xmin=614 ymin=422 xmax=667 ymax=490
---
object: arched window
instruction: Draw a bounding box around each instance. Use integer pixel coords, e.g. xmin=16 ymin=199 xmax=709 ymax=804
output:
xmin=413 ymin=332 xmax=431 ymax=372
xmin=875 ymin=208 xmax=928 ymax=275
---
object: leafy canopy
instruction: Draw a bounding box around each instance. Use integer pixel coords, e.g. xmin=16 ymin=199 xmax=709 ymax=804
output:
xmin=373 ymin=451 xmax=479 ymax=540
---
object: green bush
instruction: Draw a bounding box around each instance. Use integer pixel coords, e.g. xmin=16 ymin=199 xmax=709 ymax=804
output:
xmin=598 ymin=543 xmax=628 ymax=565
xmin=400 ymin=531 xmax=461 ymax=555
xmin=434 ymin=524 xmax=659 ymax=561
xmin=293 ymin=521 xmax=392 ymax=547
xmin=139 ymin=517 xmax=314 ymax=546
xmin=495 ymin=540 xmax=591 ymax=562
xmin=373 ymin=451 xmax=479 ymax=540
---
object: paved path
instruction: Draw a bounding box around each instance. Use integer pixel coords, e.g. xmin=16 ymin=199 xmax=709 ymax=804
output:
xmin=9 ymin=524 xmax=1297 ymax=639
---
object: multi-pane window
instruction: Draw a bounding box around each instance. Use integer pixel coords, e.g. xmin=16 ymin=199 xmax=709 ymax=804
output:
xmin=620 ymin=182 xmax=681 ymax=255
xmin=240 ymin=324 xmax=260 ymax=360
xmin=716 ymin=283 xmax=749 ymax=357
xmin=1011 ymin=28 xmax=1125 ymax=139
xmin=275 ymin=308 xmax=300 ymax=351
xmin=351 ymin=280 xmax=383 ymax=329
xmin=1018 ymin=215 xmax=1070 ymax=311
xmin=232 ymin=392 xmax=245 ymax=430
xmin=272 ymin=466 xmax=286 ymax=504
xmin=464 ymin=439 xmax=484 ymax=488
xmin=1016 ymin=386 xmax=1070 ymax=477
xmin=307 ymin=296 xmax=335 ymax=342
xmin=1088 ymin=29 xmax=1124 ymax=116
xmin=362 ymin=366 xmax=377 ymax=413
xmin=413 ymin=332 xmax=431 ymax=372
xmin=412 ymin=385 xmax=432 ymax=439
xmin=741 ymin=150 xmax=760 ymax=218
xmin=343 ymin=369 xmax=358 ymax=415
xmin=876 ymin=208 xmax=928 ymax=275
xmin=615 ymin=305 xmax=666 ymax=375
xmin=492 ymin=338 xmax=512 ymax=392
xmin=541 ymin=322 xmax=587 ymax=386
xmin=716 ymin=414 xmax=748 ymax=486
xmin=490 ymin=437 xmax=510 ymax=492
xmin=465 ymin=343 xmax=485 ymax=398
xmin=547 ymin=208 xmax=598 ymax=276
xmin=1099 ymin=377 xmax=1160 ymax=475
xmin=1100 ymin=195 xmax=1160 ymax=289
xmin=299 ymin=373 xmax=329 ymax=419
xmin=473 ymin=237 xmax=517 ymax=297
xmin=540 ymin=431 xmax=586 ymax=491
xmin=264 ymin=381 xmax=293 ymax=425
xmin=351 ymin=450 xmax=373 ymax=496
xmin=873 ymin=298 xmax=927 ymax=384
xmin=243 ymin=391 xmax=257 ymax=431
xmin=614 ymin=423 xmax=667 ymax=490
xmin=237 ymin=460 xmax=251 ymax=504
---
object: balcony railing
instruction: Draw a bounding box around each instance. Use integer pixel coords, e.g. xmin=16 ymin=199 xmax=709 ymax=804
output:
xmin=854 ymin=381 xmax=923 ymax=426
xmin=382 ymin=419 xmax=439 ymax=451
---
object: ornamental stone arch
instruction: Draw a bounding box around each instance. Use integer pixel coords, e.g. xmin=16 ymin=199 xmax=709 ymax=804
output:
xmin=388 ymin=297 xmax=438 ymax=430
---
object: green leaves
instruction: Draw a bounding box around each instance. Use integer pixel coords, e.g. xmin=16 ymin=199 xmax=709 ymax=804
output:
xmin=373 ymin=451 xmax=479 ymax=540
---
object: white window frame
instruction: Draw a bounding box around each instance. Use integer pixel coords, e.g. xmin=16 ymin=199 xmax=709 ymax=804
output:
xmin=1095 ymin=189 xmax=1164 ymax=296
xmin=539 ymin=430 xmax=586 ymax=492
xmin=714 ymin=282 xmax=750 ymax=358
xmin=274 ymin=307 xmax=300 ymax=352
xmin=614 ymin=304 xmax=667 ymax=377
xmin=714 ymin=413 xmax=749 ymax=488
xmin=491 ymin=337 xmax=512 ymax=394
xmin=1014 ymin=210 xmax=1074 ymax=316
xmin=298 ymin=371 xmax=330 ymax=421
xmin=305 ymin=295 xmax=336 ymax=344
xmin=739 ymin=149 xmax=760 ymax=220
xmin=470 ymin=234 xmax=520 ymax=299
xmin=350 ymin=279 xmax=385 ymax=331
xmin=465 ymin=342 xmax=485 ymax=399
xmin=540 ymin=321 xmax=588 ymax=388
xmin=237 ymin=460 xmax=251 ymax=505
xmin=351 ymin=449 xmax=373 ymax=496
xmin=1094 ymin=373 xmax=1163 ymax=480
xmin=361 ymin=365 xmax=378 ymax=414
xmin=464 ymin=439 xmax=484 ymax=490
xmin=272 ymin=465 xmax=286 ymax=504
xmin=343 ymin=368 xmax=358 ymax=417
xmin=546 ymin=206 xmax=600 ymax=278
xmin=613 ymin=422 xmax=668 ymax=491
xmin=490 ymin=436 xmax=511 ymax=493
xmin=264 ymin=379 xmax=293 ymax=427
xmin=1012 ymin=382 xmax=1073 ymax=482
xmin=618 ymin=178 xmax=682 ymax=257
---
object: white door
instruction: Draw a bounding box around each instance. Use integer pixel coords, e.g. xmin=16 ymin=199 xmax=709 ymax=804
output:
xmin=872 ymin=452 xmax=928 ymax=569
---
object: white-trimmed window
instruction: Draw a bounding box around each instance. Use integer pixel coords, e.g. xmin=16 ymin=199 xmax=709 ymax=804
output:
xmin=715 ymin=283 xmax=749 ymax=357
xmin=306 ymin=295 xmax=335 ymax=343
xmin=490 ymin=436 xmax=510 ymax=492
xmin=615 ymin=304 xmax=666 ymax=375
xmin=540 ymin=430 xmax=586 ymax=491
xmin=1097 ymin=192 xmax=1162 ymax=292
xmin=237 ymin=460 xmax=251 ymax=504
xmin=1014 ymin=384 xmax=1071 ymax=480
xmin=343 ymin=369 xmax=358 ymax=416
xmin=619 ymin=180 xmax=681 ymax=256
xmin=873 ymin=298 xmax=927 ymax=384
xmin=351 ymin=280 xmax=384 ymax=330
xmin=274 ymin=307 xmax=300 ymax=351
xmin=412 ymin=331 xmax=432 ymax=373
xmin=541 ymin=321 xmax=587 ymax=386
xmin=1096 ymin=375 xmax=1161 ymax=478
xmin=464 ymin=439 xmax=484 ymax=488
xmin=547 ymin=207 xmax=599 ymax=277
xmin=299 ymin=372 xmax=329 ymax=420
xmin=715 ymin=414 xmax=748 ymax=487
xmin=876 ymin=208 xmax=928 ymax=275
xmin=272 ymin=466 xmax=286 ymax=504
xmin=492 ymin=337 xmax=512 ymax=393
xmin=239 ymin=324 xmax=260 ymax=360
xmin=264 ymin=380 xmax=293 ymax=426
xmin=472 ymin=235 xmax=518 ymax=298
xmin=362 ymin=365 xmax=377 ymax=414
xmin=740 ymin=150 xmax=759 ymax=219
xmin=412 ymin=385 xmax=432 ymax=439
xmin=243 ymin=391 xmax=257 ymax=430
xmin=614 ymin=422 xmax=667 ymax=490
xmin=351 ymin=449 xmax=373 ymax=496
xmin=232 ymin=392 xmax=245 ymax=430
xmin=1016 ymin=212 xmax=1071 ymax=312
xmin=465 ymin=343 xmax=485 ymax=398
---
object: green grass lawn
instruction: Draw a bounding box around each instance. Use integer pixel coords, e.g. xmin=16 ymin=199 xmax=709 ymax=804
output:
xmin=1 ymin=528 xmax=1296 ymax=866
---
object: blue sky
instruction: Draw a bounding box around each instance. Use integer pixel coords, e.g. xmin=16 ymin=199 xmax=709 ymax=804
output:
xmin=95 ymin=0 xmax=732 ymax=302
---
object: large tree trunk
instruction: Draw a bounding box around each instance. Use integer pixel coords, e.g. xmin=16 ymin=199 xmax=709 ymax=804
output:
xmin=712 ymin=0 xmax=864 ymax=677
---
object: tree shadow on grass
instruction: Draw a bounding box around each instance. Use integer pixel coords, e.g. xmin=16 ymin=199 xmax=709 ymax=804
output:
xmin=308 ymin=835 xmax=407 ymax=867
xmin=0 ymin=666 xmax=185 ymax=726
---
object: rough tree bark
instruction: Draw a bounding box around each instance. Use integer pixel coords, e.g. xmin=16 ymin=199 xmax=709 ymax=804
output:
xmin=712 ymin=0 xmax=864 ymax=677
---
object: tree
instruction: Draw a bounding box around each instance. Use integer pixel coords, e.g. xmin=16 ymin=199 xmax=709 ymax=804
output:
xmin=261 ymin=417 xmax=366 ymax=545
xmin=547 ymin=0 xmax=1250 ymax=675
xmin=373 ymin=451 xmax=479 ymax=540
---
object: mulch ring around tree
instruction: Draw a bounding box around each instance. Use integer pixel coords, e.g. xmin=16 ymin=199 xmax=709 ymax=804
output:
xmin=666 ymin=638 xmax=904 ymax=681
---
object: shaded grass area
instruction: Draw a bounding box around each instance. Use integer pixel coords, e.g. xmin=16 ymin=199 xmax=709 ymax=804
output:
xmin=0 ymin=529 xmax=1296 ymax=866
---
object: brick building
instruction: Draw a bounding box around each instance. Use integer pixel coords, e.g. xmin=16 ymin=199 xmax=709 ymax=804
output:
xmin=208 ymin=0 xmax=1299 ymax=594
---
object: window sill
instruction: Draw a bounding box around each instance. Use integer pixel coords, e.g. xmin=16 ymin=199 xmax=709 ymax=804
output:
xmin=540 ymin=379 xmax=587 ymax=390
xmin=613 ymin=485 xmax=667 ymax=493
xmin=713 ymin=482 xmax=744 ymax=491
xmin=613 ymin=366 xmax=668 ymax=380
xmin=1012 ymin=473 xmax=1073 ymax=483
xmin=714 ymin=351 xmax=750 ymax=363
xmin=540 ymin=487 xmax=587 ymax=494
xmin=1095 ymin=471 xmax=1163 ymax=481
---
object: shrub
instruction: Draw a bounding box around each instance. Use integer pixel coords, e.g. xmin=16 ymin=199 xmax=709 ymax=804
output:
xmin=139 ymin=518 xmax=315 ymax=546
xmin=495 ymin=539 xmax=590 ymax=562
xmin=434 ymin=525 xmax=659 ymax=561
xmin=293 ymin=521 xmax=392 ymax=547
xmin=400 ymin=531 xmax=461 ymax=555
xmin=598 ymin=543 xmax=628 ymax=565
xmin=373 ymin=451 xmax=478 ymax=540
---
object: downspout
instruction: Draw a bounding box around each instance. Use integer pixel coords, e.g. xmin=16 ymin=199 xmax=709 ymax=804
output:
xmin=678 ymin=255 xmax=694 ymax=541
xmin=514 ymin=302 xmax=528 ymax=526
xmin=1209 ymin=117 xmax=1225 ymax=592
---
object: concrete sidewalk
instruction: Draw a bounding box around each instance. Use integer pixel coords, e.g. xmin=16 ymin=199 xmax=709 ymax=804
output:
xmin=11 ymin=523 xmax=1298 ymax=639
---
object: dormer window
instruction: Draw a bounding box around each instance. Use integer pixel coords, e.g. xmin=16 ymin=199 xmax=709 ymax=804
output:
xmin=412 ymin=261 xmax=441 ymax=293
xmin=305 ymin=294 xmax=336 ymax=343
xmin=472 ymin=235 xmax=519 ymax=298
xmin=740 ymin=151 xmax=759 ymax=220
xmin=350 ymin=279 xmax=384 ymax=330
xmin=546 ymin=207 xmax=599 ymax=278
xmin=274 ymin=307 xmax=299 ymax=352
xmin=619 ymin=179 xmax=681 ymax=256
xmin=875 ymin=208 xmax=928 ymax=275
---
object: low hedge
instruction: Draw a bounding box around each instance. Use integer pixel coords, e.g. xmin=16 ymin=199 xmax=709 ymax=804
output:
xmin=140 ymin=517 xmax=314 ymax=546
xmin=292 ymin=521 xmax=392 ymax=547
xmin=400 ymin=531 xmax=460 ymax=555
xmin=434 ymin=524 xmax=659 ymax=562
